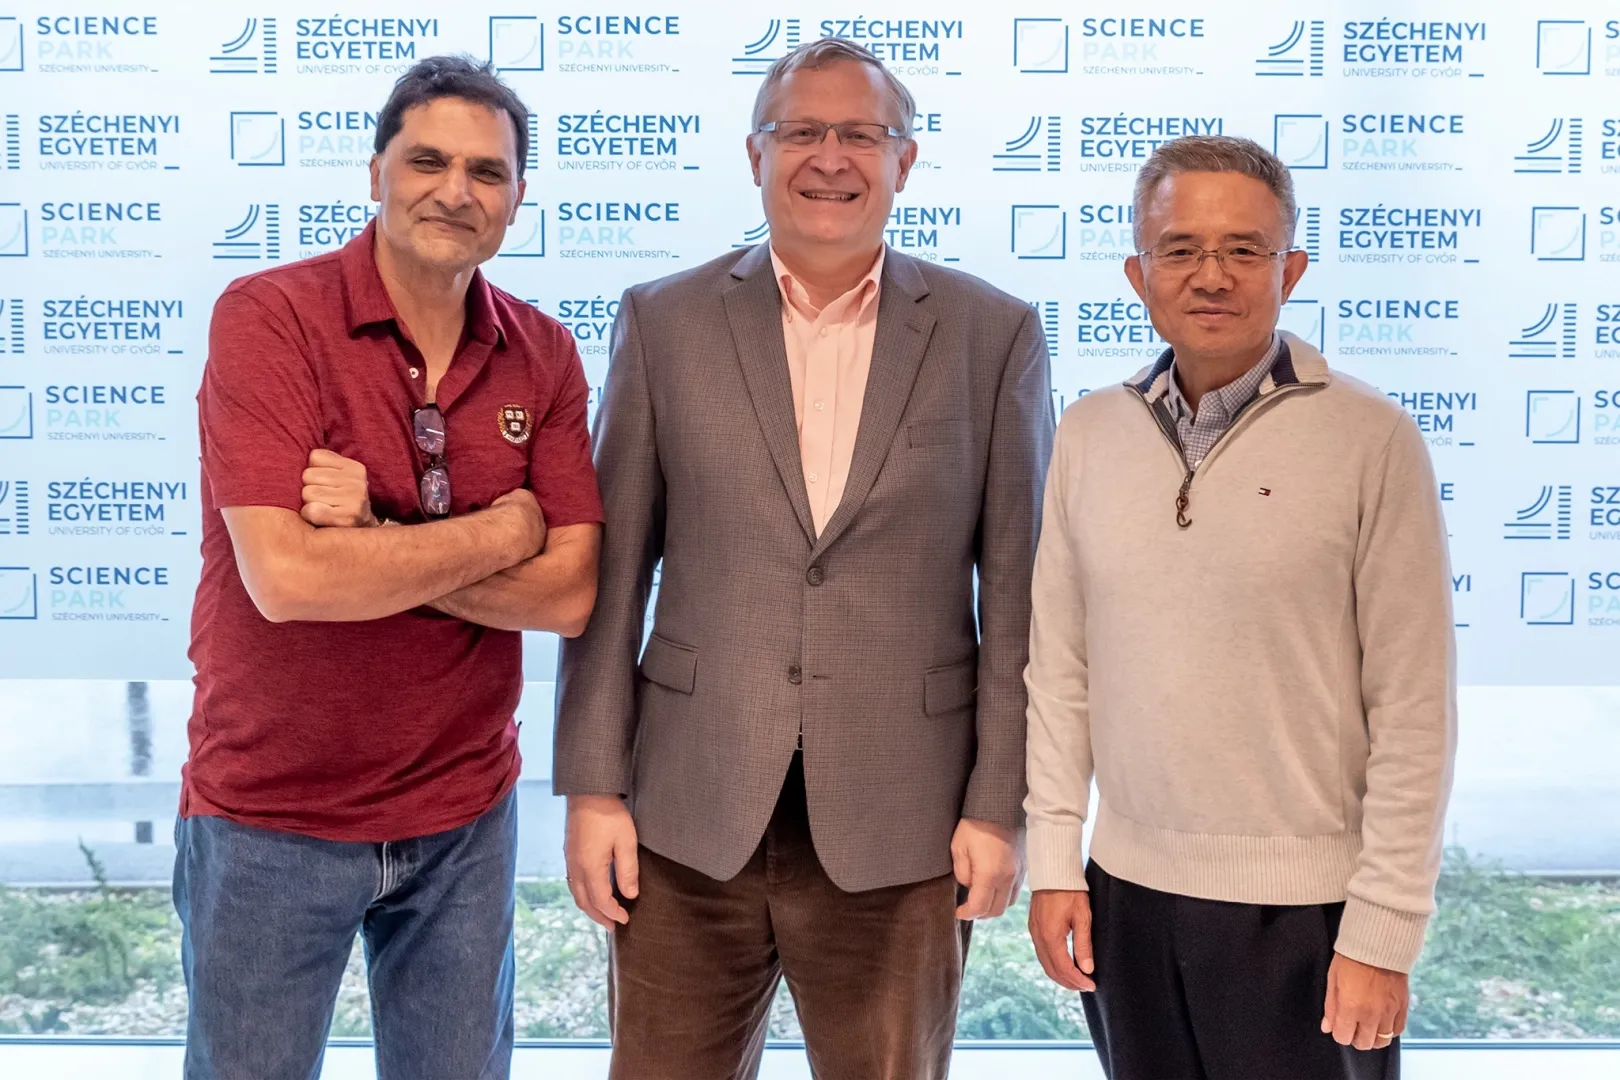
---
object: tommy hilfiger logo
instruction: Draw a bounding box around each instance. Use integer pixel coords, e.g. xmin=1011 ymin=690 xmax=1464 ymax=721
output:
xmin=499 ymin=404 xmax=532 ymax=445
xmin=1258 ymin=487 xmax=1273 ymax=496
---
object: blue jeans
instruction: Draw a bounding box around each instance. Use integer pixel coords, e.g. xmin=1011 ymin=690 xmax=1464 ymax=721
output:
xmin=173 ymin=790 xmax=517 ymax=1080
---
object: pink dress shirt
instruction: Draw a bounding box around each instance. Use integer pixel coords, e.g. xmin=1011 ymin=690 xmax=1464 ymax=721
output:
xmin=770 ymin=246 xmax=886 ymax=535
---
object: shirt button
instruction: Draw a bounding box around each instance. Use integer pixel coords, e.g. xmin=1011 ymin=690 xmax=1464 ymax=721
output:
xmin=408 ymin=366 xmax=420 ymax=379
xmin=788 ymin=664 xmax=803 ymax=685
xmin=806 ymin=567 xmax=824 ymax=586
xmin=819 ymin=327 xmax=828 ymax=337
xmin=814 ymin=400 xmax=825 ymax=411
xmin=808 ymin=472 xmax=818 ymax=483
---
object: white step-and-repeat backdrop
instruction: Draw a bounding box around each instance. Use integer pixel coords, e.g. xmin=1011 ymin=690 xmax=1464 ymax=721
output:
xmin=0 ymin=2 xmax=1617 ymax=685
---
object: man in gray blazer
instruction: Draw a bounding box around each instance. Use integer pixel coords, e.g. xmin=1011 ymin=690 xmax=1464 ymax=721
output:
xmin=556 ymin=38 xmax=1053 ymax=1079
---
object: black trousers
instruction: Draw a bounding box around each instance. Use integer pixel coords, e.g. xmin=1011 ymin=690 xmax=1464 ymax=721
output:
xmin=1081 ymin=861 xmax=1400 ymax=1080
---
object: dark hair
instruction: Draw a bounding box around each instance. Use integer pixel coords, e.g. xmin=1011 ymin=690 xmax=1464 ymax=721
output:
xmin=374 ymin=55 xmax=529 ymax=177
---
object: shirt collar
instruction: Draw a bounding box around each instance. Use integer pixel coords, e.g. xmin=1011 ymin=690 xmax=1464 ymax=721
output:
xmin=338 ymin=220 xmax=506 ymax=349
xmin=1165 ymin=333 xmax=1280 ymax=421
xmin=769 ymin=244 xmax=885 ymax=322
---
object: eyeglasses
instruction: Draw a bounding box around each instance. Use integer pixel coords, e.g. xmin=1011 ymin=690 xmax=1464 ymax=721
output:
xmin=756 ymin=120 xmax=906 ymax=151
xmin=1138 ymin=243 xmax=1299 ymax=275
xmin=412 ymin=404 xmax=451 ymax=518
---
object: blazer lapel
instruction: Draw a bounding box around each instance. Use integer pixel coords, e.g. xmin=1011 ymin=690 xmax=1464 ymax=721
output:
xmin=812 ymin=251 xmax=935 ymax=558
xmin=723 ymin=244 xmax=817 ymax=545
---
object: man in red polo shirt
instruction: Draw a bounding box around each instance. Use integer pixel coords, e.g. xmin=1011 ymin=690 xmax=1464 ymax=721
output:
xmin=176 ymin=57 xmax=601 ymax=1080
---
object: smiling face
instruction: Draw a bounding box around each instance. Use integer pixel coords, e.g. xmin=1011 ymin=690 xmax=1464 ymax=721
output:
xmin=747 ymin=61 xmax=916 ymax=263
xmin=369 ymin=96 xmax=526 ymax=276
xmin=1124 ymin=170 xmax=1308 ymax=364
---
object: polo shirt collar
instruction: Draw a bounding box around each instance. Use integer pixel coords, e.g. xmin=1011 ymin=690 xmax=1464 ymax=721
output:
xmin=338 ymin=220 xmax=507 ymax=349
xmin=465 ymin=270 xmax=506 ymax=349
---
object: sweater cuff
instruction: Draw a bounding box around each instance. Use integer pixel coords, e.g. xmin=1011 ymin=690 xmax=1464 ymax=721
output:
xmin=1335 ymin=896 xmax=1430 ymax=974
xmin=1026 ymin=821 xmax=1088 ymax=891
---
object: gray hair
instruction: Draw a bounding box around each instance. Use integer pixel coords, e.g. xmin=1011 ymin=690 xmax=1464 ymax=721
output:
xmin=1132 ymin=135 xmax=1297 ymax=248
xmin=749 ymin=38 xmax=917 ymax=139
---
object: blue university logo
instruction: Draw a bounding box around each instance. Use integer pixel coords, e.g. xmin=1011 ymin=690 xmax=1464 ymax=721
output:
xmin=733 ymin=19 xmax=801 ymax=76
xmin=1256 ymin=20 xmax=1324 ymax=76
xmin=211 ymin=17 xmax=278 ymax=74
xmin=489 ymin=15 xmax=545 ymax=72
xmin=1012 ymin=19 xmax=1068 ymax=74
xmin=1010 ymin=206 xmax=1066 ymax=260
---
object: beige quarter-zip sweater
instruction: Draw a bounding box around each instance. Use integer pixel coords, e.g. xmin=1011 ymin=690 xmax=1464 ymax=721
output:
xmin=1023 ymin=333 xmax=1457 ymax=974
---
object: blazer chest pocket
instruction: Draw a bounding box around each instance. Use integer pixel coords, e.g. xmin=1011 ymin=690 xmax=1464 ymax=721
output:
xmin=923 ymin=659 xmax=977 ymax=716
xmin=907 ymin=419 xmax=971 ymax=449
xmin=639 ymin=633 xmax=697 ymax=695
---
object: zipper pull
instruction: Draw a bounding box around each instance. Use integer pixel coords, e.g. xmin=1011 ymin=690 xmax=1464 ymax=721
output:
xmin=1175 ymin=470 xmax=1193 ymax=529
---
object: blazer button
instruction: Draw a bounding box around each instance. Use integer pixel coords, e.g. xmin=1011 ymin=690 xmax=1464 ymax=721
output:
xmin=788 ymin=664 xmax=803 ymax=685
xmin=806 ymin=566 xmax=824 ymax=586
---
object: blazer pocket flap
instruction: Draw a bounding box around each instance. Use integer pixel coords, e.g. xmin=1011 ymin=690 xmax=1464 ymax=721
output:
xmin=907 ymin=419 xmax=971 ymax=449
xmin=639 ymin=633 xmax=697 ymax=695
xmin=924 ymin=660 xmax=977 ymax=716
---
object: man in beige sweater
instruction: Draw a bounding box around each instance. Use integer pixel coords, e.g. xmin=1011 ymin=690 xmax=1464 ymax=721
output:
xmin=1024 ymin=135 xmax=1456 ymax=1080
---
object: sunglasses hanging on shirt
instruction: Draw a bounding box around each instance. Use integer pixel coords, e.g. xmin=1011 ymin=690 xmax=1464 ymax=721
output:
xmin=413 ymin=404 xmax=451 ymax=518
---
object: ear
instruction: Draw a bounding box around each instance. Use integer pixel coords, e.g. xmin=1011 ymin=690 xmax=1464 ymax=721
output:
xmin=1279 ymin=248 xmax=1309 ymax=302
xmin=746 ymin=134 xmax=763 ymax=187
xmin=1123 ymin=255 xmax=1149 ymax=304
xmin=894 ymin=137 xmax=918 ymax=193
xmin=512 ymin=176 xmax=528 ymax=225
xmin=369 ymin=155 xmax=382 ymax=202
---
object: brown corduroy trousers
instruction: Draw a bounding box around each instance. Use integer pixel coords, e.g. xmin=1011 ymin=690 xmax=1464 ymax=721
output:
xmin=607 ymin=753 xmax=972 ymax=1080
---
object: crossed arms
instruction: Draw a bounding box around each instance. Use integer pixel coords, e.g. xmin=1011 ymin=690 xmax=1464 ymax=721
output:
xmin=224 ymin=449 xmax=600 ymax=634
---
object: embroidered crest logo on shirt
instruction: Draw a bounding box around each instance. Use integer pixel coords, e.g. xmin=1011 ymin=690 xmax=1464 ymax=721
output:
xmin=1258 ymin=488 xmax=1272 ymax=497
xmin=499 ymin=404 xmax=532 ymax=445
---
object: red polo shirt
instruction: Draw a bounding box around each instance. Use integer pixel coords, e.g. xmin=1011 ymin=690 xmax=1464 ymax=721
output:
xmin=184 ymin=222 xmax=602 ymax=842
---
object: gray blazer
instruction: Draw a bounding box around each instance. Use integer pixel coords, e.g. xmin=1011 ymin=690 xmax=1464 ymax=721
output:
xmin=555 ymin=243 xmax=1054 ymax=892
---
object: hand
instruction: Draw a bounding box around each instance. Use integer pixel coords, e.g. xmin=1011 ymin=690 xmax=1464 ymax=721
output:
xmin=951 ymin=818 xmax=1024 ymax=920
xmin=300 ymin=449 xmax=376 ymax=528
xmin=1028 ymin=889 xmax=1097 ymax=992
xmin=564 ymin=794 xmax=639 ymax=930
xmin=491 ymin=488 xmax=547 ymax=559
xmin=1322 ymin=952 xmax=1408 ymax=1051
